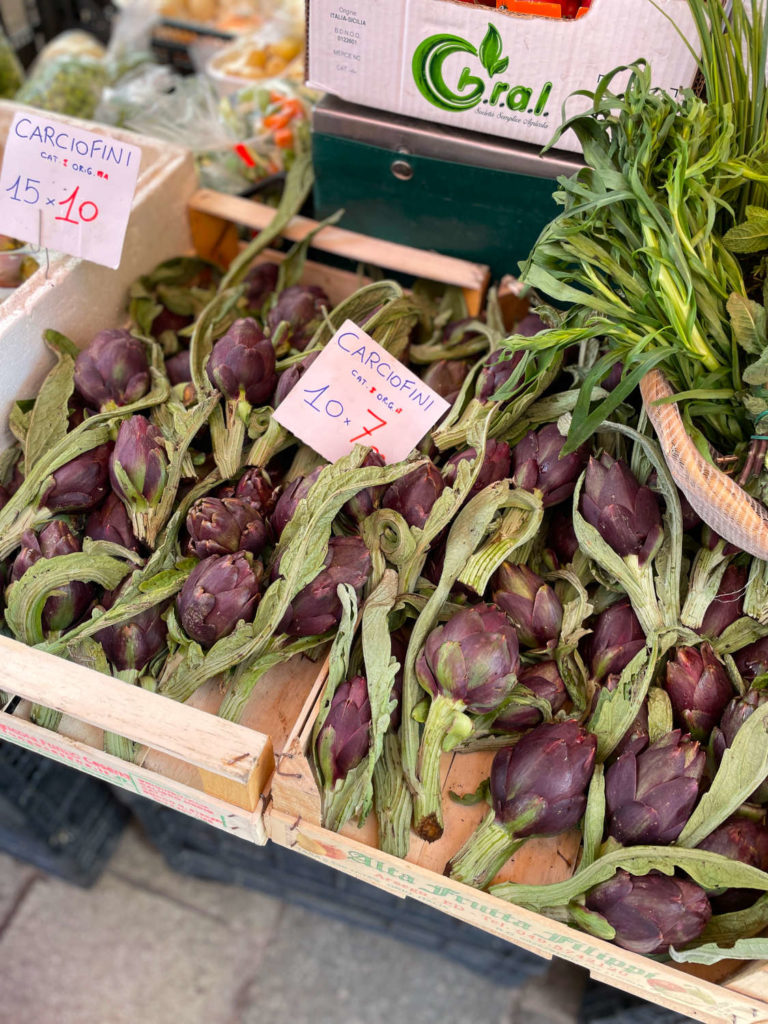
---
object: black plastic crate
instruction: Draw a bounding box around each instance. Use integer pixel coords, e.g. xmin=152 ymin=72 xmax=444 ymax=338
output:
xmin=0 ymin=740 xmax=129 ymax=886
xmin=117 ymin=790 xmax=549 ymax=988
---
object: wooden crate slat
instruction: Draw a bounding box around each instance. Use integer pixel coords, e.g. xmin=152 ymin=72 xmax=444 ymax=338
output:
xmin=0 ymin=712 xmax=267 ymax=842
xmin=266 ymin=807 xmax=768 ymax=1024
xmin=0 ymin=637 xmax=270 ymax=799
xmin=187 ymin=189 xmax=491 ymax=295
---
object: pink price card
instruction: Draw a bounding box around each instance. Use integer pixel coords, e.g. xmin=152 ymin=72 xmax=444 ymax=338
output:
xmin=273 ymin=319 xmax=451 ymax=464
xmin=0 ymin=112 xmax=141 ymax=269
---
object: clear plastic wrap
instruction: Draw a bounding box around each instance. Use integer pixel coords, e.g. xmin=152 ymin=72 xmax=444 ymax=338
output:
xmin=16 ymin=56 xmax=108 ymax=119
xmin=123 ymin=74 xmax=310 ymax=193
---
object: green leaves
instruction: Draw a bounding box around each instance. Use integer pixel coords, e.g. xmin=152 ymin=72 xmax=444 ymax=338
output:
xmin=723 ymin=205 xmax=768 ymax=254
xmin=6 ymin=553 xmax=130 ymax=646
xmin=677 ymin=701 xmax=768 ymax=848
xmin=478 ymin=24 xmax=508 ymax=77
xmin=25 ymin=331 xmax=76 ymax=471
xmin=727 ymin=293 xmax=767 ymax=356
xmin=490 ymin=845 xmax=768 ymax=910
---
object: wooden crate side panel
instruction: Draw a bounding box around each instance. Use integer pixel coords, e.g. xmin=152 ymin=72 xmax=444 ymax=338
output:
xmin=725 ymin=961 xmax=768 ymax=1003
xmin=266 ymin=809 xmax=768 ymax=1024
xmin=0 ymin=637 xmax=271 ymax=810
xmin=0 ymin=713 xmax=267 ymax=843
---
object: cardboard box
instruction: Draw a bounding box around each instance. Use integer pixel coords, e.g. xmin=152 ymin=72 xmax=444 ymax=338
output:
xmin=306 ymin=0 xmax=700 ymax=152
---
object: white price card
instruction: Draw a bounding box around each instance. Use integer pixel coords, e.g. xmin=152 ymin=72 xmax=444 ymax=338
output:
xmin=274 ymin=319 xmax=451 ymax=464
xmin=0 ymin=112 xmax=141 ymax=269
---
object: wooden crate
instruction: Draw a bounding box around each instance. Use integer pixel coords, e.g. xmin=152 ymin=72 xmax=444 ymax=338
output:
xmin=267 ymin=665 xmax=768 ymax=1023
xmin=0 ymin=189 xmax=491 ymax=843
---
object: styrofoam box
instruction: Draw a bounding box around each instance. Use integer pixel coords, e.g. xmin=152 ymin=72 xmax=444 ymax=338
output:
xmin=306 ymin=0 xmax=700 ymax=153
xmin=0 ymin=100 xmax=196 ymax=448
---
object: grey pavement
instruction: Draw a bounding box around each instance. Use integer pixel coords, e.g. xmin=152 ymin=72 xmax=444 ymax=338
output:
xmin=0 ymin=822 xmax=586 ymax=1024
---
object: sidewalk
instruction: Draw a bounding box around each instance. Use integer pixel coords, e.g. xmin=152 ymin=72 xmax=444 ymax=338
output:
xmin=0 ymin=822 xmax=587 ymax=1024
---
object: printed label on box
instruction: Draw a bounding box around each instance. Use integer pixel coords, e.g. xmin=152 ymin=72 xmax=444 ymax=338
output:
xmin=273 ymin=319 xmax=449 ymax=464
xmin=0 ymin=112 xmax=141 ymax=269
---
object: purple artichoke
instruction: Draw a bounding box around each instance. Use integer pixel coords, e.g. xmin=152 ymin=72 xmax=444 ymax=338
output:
xmin=151 ymin=307 xmax=193 ymax=339
xmin=41 ymin=443 xmax=112 ymax=512
xmin=165 ymin=350 xmax=191 ymax=386
xmin=698 ymin=564 xmax=747 ymax=638
xmin=477 ymin=350 xmax=524 ymax=403
xmin=421 ymin=359 xmax=471 ymax=404
xmin=343 ymin=450 xmax=386 ymax=524
xmin=85 ymin=492 xmax=140 ymax=552
xmin=586 ymin=871 xmax=711 ymax=954
xmin=605 ymin=730 xmax=705 ymax=845
xmin=235 ymin=467 xmax=276 ymax=514
xmin=416 ymin=604 xmax=520 ymax=713
xmin=10 ymin=522 xmax=92 ymax=633
xmin=207 ymin=318 xmax=277 ymax=407
xmin=73 ymin=329 xmax=150 ymax=409
xmin=612 ymin=697 xmax=650 ymax=760
xmin=186 ymin=497 xmax=268 ymax=558
xmin=587 ymin=599 xmax=646 ymax=682
xmin=665 ymin=643 xmax=733 ymax=741
xmin=447 ymin=718 xmax=596 ymax=885
xmin=270 ymin=466 xmax=323 ymax=539
xmin=277 ymin=536 xmax=372 ymax=638
xmin=712 ymin=690 xmax=768 ymax=804
xmin=492 ymin=660 xmax=567 ymax=733
xmin=274 ymin=350 xmax=320 ymax=407
xmin=95 ymin=604 xmax=167 ymax=672
xmin=698 ymin=816 xmax=768 ymax=913
xmin=267 ymin=284 xmax=329 ymax=351
xmin=547 ymin=505 xmax=579 ymax=565
xmin=109 ymin=417 xmax=168 ymax=511
xmin=734 ymin=637 xmax=768 ymax=682
xmin=315 ymin=675 xmax=372 ymax=785
xmin=512 ymin=424 xmax=590 ymax=508
xmin=492 ymin=564 xmax=563 ymax=650
xmin=381 ymin=461 xmax=445 ymax=530
xmin=580 ymin=454 xmax=663 ymax=564
xmin=491 ymin=720 xmax=596 ymax=834
xmin=176 ymin=552 xmax=262 ymax=647
xmin=244 ymin=261 xmax=279 ymax=310
xmin=442 ymin=439 xmax=511 ymax=497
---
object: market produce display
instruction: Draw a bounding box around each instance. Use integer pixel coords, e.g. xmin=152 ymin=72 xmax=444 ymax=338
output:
xmin=5 ymin=0 xmax=768 ymax=985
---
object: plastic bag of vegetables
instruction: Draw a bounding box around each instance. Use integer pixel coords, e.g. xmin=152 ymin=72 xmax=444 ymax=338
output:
xmin=16 ymin=55 xmax=108 ymax=119
xmin=0 ymin=30 xmax=24 ymax=99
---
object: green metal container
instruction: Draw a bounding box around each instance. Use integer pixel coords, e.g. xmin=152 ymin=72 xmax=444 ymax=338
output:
xmin=312 ymin=96 xmax=582 ymax=279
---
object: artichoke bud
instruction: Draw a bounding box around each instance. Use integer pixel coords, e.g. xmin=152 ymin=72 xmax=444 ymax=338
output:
xmin=109 ymin=416 xmax=169 ymax=512
xmin=580 ymin=453 xmax=663 ymax=564
xmin=492 ymin=563 xmax=563 ymax=649
xmin=74 ymin=328 xmax=150 ymax=409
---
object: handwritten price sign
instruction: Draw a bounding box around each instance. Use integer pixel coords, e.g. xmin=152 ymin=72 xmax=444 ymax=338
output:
xmin=274 ymin=319 xmax=450 ymax=464
xmin=0 ymin=112 xmax=141 ymax=269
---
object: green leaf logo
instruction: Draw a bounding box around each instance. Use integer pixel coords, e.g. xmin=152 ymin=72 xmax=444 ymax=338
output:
xmin=478 ymin=24 xmax=508 ymax=77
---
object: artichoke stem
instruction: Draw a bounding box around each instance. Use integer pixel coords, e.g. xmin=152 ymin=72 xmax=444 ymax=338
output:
xmin=446 ymin=809 xmax=525 ymax=889
xmin=374 ymin=732 xmax=412 ymax=858
xmin=413 ymin=694 xmax=470 ymax=842
xmin=214 ymin=399 xmax=247 ymax=479
xmin=103 ymin=731 xmax=139 ymax=763
xmin=30 ymin=703 xmax=63 ymax=732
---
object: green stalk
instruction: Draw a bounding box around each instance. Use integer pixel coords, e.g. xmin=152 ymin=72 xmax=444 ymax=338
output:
xmin=446 ymin=809 xmax=528 ymax=889
xmin=103 ymin=733 xmax=140 ymax=762
xmin=373 ymin=731 xmax=412 ymax=858
xmin=30 ymin=704 xmax=62 ymax=731
xmin=412 ymin=694 xmax=472 ymax=842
